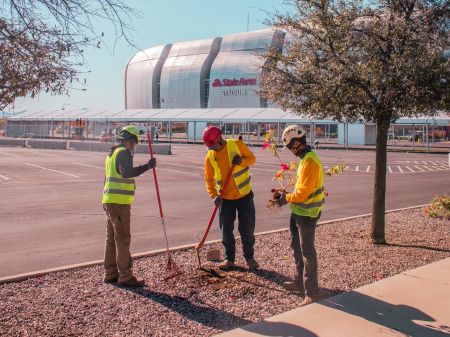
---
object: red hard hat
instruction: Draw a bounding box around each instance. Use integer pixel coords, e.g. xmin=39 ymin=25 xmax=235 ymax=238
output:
xmin=203 ymin=126 xmax=222 ymax=147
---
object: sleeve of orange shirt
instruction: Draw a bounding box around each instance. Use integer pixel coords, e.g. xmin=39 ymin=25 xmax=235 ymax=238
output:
xmin=204 ymin=155 xmax=219 ymax=199
xmin=236 ymin=140 xmax=256 ymax=167
xmin=286 ymin=158 xmax=320 ymax=203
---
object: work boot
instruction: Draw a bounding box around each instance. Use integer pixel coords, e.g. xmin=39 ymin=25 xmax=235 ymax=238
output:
xmin=246 ymin=258 xmax=259 ymax=270
xmin=299 ymin=295 xmax=321 ymax=307
xmin=103 ymin=276 xmax=118 ymax=284
xmin=118 ymin=276 xmax=146 ymax=287
xmin=282 ymin=281 xmax=305 ymax=295
xmin=218 ymin=260 xmax=235 ymax=271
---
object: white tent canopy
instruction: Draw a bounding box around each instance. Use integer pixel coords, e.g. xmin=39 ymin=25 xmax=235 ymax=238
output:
xmin=7 ymin=108 xmax=449 ymax=125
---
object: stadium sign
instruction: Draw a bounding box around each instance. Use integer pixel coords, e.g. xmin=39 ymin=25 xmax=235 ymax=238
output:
xmin=212 ymin=78 xmax=257 ymax=87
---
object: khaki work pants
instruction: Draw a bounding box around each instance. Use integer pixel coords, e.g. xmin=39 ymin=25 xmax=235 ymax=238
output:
xmin=103 ymin=203 xmax=133 ymax=282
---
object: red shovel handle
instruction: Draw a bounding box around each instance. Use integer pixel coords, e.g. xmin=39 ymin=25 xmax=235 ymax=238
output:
xmin=147 ymin=132 xmax=163 ymax=219
xmin=196 ymin=163 xmax=235 ymax=250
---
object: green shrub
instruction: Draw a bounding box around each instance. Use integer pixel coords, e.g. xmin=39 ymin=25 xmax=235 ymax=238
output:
xmin=424 ymin=195 xmax=450 ymax=220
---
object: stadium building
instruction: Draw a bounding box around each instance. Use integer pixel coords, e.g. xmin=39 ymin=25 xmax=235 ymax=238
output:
xmin=125 ymin=28 xmax=284 ymax=110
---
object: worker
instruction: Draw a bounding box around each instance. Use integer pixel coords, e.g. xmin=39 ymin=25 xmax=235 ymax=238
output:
xmin=275 ymin=125 xmax=324 ymax=306
xmin=102 ymin=125 xmax=156 ymax=287
xmin=203 ymin=126 xmax=259 ymax=271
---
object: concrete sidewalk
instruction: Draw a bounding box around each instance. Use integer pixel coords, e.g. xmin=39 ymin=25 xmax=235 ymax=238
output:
xmin=217 ymin=257 xmax=450 ymax=337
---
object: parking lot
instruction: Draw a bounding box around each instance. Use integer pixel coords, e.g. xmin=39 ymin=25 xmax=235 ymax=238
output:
xmin=0 ymin=144 xmax=449 ymax=277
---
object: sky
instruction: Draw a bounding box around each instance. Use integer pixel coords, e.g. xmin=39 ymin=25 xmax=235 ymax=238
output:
xmin=11 ymin=0 xmax=284 ymax=113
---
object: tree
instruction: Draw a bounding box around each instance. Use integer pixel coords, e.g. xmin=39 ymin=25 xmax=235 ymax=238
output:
xmin=260 ymin=0 xmax=449 ymax=243
xmin=0 ymin=0 xmax=137 ymax=110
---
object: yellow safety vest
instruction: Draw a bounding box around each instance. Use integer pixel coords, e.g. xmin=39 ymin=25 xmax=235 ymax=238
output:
xmin=102 ymin=147 xmax=136 ymax=204
xmin=291 ymin=151 xmax=324 ymax=218
xmin=207 ymin=139 xmax=252 ymax=197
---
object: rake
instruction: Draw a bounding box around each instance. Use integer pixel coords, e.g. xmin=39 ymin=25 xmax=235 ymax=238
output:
xmin=147 ymin=132 xmax=183 ymax=281
xmin=195 ymin=164 xmax=235 ymax=269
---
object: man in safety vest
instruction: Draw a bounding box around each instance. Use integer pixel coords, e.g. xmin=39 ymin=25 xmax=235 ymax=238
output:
xmin=203 ymin=126 xmax=259 ymax=271
xmin=276 ymin=125 xmax=324 ymax=306
xmin=102 ymin=125 xmax=156 ymax=287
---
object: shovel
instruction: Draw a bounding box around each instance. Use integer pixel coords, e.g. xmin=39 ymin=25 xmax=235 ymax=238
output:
xmin=195 ymin=164 xmax=235 ymax=269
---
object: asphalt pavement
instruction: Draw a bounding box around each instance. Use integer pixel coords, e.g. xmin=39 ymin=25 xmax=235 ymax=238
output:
xmin=0 ymin=144 xmax=448 ymax=277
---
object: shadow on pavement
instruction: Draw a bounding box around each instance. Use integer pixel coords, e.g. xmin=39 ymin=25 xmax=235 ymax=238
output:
xmin=385 ymin=243 xmax=450 ymax=253
xmin=125 ymin=288 xmax=252 ymax=330
xmin=242 ymin=321 xmax=318 ymax=337
xmin=321 ymin=291 xmax=448 ymax=337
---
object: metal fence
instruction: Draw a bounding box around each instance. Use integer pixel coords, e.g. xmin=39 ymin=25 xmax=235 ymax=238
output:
xmin=4 ymin=118 xmax=449 ymax=152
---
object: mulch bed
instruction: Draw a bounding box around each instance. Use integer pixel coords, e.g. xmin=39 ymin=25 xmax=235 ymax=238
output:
xmin=1 ymin=208 xmax=449 ymax=337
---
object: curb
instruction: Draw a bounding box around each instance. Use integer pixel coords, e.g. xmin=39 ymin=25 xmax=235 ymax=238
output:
xmin=0 ymin=204 xmax=429 ymax=285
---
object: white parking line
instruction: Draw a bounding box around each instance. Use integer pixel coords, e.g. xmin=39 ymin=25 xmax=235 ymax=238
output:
xmin=72 ymin=162 xmax=103 ymax=169
xmin=414 ymin=166 xmax=424 ymax=172
xmin=156 ymin=168 xmax=200 ymax=176
xmin=405 ymin=166 xmax=415 ymax=172
xmin=162 ymin=162 xmax=203 ymax=170
xmin=422 ymin=166 xmax=433 ymax=171
xmin=25 ymin=163 xmax=81 ymax=178
xmin=0 ymin=152 xmax=22 ymax=158
xmin=388 ymin=166 xmax=392 ymax=173
xmin=0 ymin=174 xmax=10 ymax=180
xmin=355 ymin=166 xmax=359 ymax=172
xmin=366 ymin=166 xmax=370 ymax=172
xmin=397 ymin=166 xmax=404 ymax=173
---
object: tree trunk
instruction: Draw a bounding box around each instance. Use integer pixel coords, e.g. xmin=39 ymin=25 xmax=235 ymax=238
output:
xmin=371 ymin=118 xmax=390 ymax=244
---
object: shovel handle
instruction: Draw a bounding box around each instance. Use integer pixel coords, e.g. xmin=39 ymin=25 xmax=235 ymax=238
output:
xmin=196 ymin=163 xmax=235 ymax=250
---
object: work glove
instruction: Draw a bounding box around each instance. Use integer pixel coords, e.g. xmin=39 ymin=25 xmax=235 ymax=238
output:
xmin=232 ymin=155 xmax=242 ymax=165
xmin=147 ymin=158 xmax=156 ymax=169
xmin=278 ymin=192 xmax=288 ymax=206
xmin=213 ymin=196 xmax=223 ymax=207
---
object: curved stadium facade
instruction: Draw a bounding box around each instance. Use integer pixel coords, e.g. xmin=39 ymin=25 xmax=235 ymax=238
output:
xmin=125 ymin=29 xmax=285 ymax=110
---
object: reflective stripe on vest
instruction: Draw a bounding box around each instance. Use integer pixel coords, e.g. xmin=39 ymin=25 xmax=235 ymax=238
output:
xmin=103 ymin=188 xmax=135 ymax=196
xmin=207 ymin=139 xmax=252 ymax=196
xmin=291 ymin=151 xmax=324 ymax=218
xmin=217 ymin=167 xmax=250 ymax=186
xmin=105 ymin=177 xmax=135 ymax=184
xmin=102 ymin=147 xmax=136 ymax=204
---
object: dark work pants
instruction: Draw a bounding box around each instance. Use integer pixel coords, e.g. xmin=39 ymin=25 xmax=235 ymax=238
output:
xmin=219 ymin=191 xmax=256 ymax=262
xmin=289 ymin=213 xmax=320 ymax=297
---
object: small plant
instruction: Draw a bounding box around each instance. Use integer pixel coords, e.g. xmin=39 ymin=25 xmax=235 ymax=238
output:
xmin=324 ymin=164 xmax=348 ymax=176
xmin=262 ymin=130 xmax=280 ymax=159
xmin=267 ymin=162 xmax=297 ymax=210
xmin=262 ymin=131 xmax=347 ymax=211
xmin=424 ymin=195 xmax=450 ymax=220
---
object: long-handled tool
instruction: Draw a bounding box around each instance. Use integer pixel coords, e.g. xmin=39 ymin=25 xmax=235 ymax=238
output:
xmin=147 ymin=132 xmax=183 ymax=281
xmin=195 ymin=164 xmax=235 ymax=269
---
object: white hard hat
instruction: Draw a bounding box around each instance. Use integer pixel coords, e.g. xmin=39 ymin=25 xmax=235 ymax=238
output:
xmin=282 ymin=125 xmax=306 ymax=147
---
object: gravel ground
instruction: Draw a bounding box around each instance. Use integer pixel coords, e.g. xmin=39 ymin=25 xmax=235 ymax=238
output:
xmin=1 ymin=208 xmax=449 ymax=337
